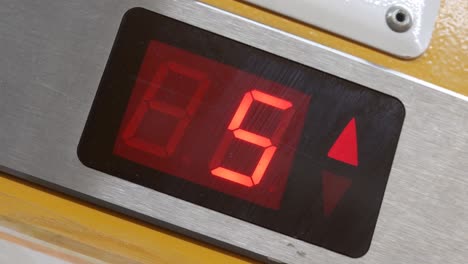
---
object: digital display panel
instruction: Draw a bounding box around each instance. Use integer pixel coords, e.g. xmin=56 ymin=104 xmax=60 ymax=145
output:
xmin=79 ymin=8 xmax=405 ymax=258
xmin=113 ymin=40 xmax=310 ymax=209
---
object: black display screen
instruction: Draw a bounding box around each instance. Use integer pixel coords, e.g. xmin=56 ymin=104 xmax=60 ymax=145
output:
xmin=78 ymin=8 xmax=405 ymax=258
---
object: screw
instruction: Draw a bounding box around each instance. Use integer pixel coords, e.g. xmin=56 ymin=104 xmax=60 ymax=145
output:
xmin=386 ymin=6 xmax=413 ymax=33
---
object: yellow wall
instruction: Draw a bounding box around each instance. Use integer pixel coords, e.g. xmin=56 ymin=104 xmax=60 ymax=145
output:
xmin=0 ymin=1 xmax=466 ymax=263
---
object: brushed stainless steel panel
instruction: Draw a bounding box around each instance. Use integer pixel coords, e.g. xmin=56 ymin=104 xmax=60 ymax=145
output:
xmin=0 ymin=1 xmax=467 ymax=263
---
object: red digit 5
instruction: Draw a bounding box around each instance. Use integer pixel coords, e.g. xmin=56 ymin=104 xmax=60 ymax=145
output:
xmin=210 ymin=90 xmax=295 ymax=187
xmin=122 ymin=61 xmax=210 ymax=157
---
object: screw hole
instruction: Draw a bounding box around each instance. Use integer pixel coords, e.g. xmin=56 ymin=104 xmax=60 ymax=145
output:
xmin=396 ymin=12 xmax=406 ymax=23
xmin=386 ymin=6 xmax=413 ymax=33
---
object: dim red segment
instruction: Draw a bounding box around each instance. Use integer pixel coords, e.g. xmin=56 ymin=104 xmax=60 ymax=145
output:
xmin=149 ymin=101 xmax=186 ymax=118
xmin=121 ymin=61 xmax=210 ymax=157
xmin=217 ymin=137 xmax=264 ymax=176
xmin=130 ymin=110 xmax=183 ymax=156
xmin=322 ymin=170 xmax=352 ymax=217
xmin=328 ymin=118 xmax=359 ymax=166
xmin=241 ymin=101 xmax=283 ymax=138
xmin=210 ymin=90 xmax=295 ymax=187
xmin=144 ymin=62 xmax=211 ymax=115
xmin=154 ymin=71 xmax=200 ymax=109
xmin=114 ymin=40 xmax=311 ymax=209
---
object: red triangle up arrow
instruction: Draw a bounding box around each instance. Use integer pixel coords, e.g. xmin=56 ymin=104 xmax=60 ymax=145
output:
xmin=322 ymin=170 xmax=352 ymax=217
xmin=328 ymin=118 xmax=358 ymax=166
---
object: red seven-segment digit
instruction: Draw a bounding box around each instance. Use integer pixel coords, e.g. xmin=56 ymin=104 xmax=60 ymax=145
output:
xmin=211 ymin=90 xmax=295 ymax=187
xmin=121 ymin=61 xmax=210 ymax=157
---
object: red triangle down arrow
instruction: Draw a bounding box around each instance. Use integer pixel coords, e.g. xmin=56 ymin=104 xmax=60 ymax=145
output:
xmin=328 ymin=118 xmax=358 ymax=166
xmin=322 ymin=170 xmax=352 ymax=217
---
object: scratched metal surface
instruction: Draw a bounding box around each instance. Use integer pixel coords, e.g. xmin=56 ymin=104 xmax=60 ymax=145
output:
xmin=0 ymin=1 xmax=467 ymax=263
xmin=202 ymin=0 xmax=468 ymax=95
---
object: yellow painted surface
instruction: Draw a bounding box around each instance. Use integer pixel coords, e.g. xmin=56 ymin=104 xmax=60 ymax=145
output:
xmin=0 ymin=175 xmax=253 ymax=264
xmin=0 ymin=0 xmax=466 ymax=263
xmin=0 ymin=227 xmax=101 ymax=264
